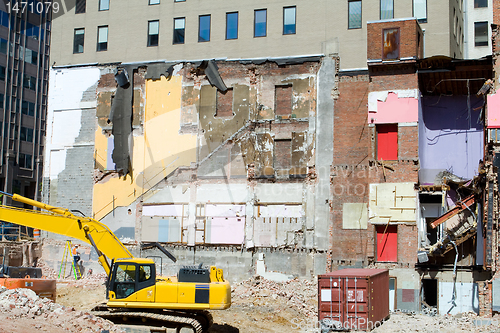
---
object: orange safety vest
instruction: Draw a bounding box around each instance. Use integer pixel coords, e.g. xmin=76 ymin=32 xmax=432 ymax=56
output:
xmin=72 ymin=247 xmax=77 ymax=255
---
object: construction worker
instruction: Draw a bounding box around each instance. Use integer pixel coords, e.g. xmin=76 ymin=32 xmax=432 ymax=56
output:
xmin=72 ymin=244 xmax=81 ymax=268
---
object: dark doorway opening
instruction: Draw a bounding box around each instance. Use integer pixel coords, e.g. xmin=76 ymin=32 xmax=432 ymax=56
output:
xmin=422 ymin=279 xmax=438 ymax=307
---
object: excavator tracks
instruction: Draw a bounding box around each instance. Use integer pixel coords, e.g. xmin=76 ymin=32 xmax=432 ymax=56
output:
xmin=91 ymin=307 xmax=213 ymax=333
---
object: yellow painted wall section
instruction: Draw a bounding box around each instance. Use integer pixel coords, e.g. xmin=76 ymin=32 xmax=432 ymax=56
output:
xmin=93 ymin=76 xmax=197 ymax=220
xmin=94 ymin=127 xmax=108 ymax=170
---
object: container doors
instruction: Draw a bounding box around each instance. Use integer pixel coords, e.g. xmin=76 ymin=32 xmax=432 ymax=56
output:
xmin=318 ymin=277 xmax=370 ymax=330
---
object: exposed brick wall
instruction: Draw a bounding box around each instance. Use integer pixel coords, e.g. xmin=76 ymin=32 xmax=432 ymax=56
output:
xmin=216 ymin=88 xmax=233 ymax=117
xmin=398 ymin=125 xmax=419 ymax=160
xmin=274 ymin=139 xmax=292 ymax=170
xmin=334 ymin=74 xmax=370 ymax=167
xmin=397 ymin=224 xmax=418 ymax=265
xmin=494 ymin=0 xmax=500 ymax=26
xmin=275 ymin=85 xmax=292 ymax=116
xmin=331 ymin=64 xmax=420 ymax=267
xmin=367 ymin=19 xmax=424 ymax=61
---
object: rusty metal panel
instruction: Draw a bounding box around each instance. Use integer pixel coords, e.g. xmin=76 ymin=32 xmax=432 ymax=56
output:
xmin=0 ymin=278 xmax=57 ymax=301
xmin=318 ymin=269 xmax=389 ymax=331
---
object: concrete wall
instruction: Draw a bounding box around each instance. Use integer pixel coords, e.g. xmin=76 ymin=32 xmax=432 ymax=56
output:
xmin=50 ymin=0 xmax=460 ymax=70
xmin=464 ymin=0 xmax=493 ymax=59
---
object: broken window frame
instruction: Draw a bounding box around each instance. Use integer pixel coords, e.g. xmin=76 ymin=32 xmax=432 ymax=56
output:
xmin=97 ymin=25 xmax=108 ymax=52
xmin=348 ymin=0 xmax=362 ymax=29
xmin=198 ymin=14 xmax=211 ymax=42
xmin=173 ymin=17 xmax=185 ymax=44
xmin=75 ymin=0 xmax=86 ymax=14
xmin=148 ymin=20 xmax=159 ymax=47
xmin=412 ymin=0 xmax=427 ymax=23
xmin=73 ymin=28 xmax=84 ymax=54
xmin=283 ymin=6 xmax=296 ymax=35
xmin=254 ymin=9 xmax=267 ymax=38
xmin=98 ymin=0 xmax=109 ymax=11
xmin=226 ymin=12 xmax=238 ymax=40
xmin=474 ymin=0 xmax=487 ymax=8
xmin=474 ymin=21 xmax=488 ymax=47
xmin=380 ymin=0 xmax=394 ymax=20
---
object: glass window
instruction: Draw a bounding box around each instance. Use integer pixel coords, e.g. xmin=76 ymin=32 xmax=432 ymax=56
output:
xmin=198 ymin=15 xmax=211 ymax=42
xmin=474 ymin=21 xmax=488 ymax=46
xmin=474 ymin=0 xmax=487 ymax=7
xmin=148 ymin=20 xmax=159 ymax=46
xmin=174 ymin=0 xmax=185 ymax=2
xmin=254 ymin=9 xmax=267 ymax=37
xmin=19 ymin=154 xmax=32 ymax=169
xmin=226 ymin=12 xmax=238 ymax=40
xmin=0 ymin=11 xmax=9 ymax=28
xmin=99 ymin=0 xmax=109 ymax=11
xmin=149 ymin=0 xmax=160 ymax=4
xmin=73 ymin=28 xmax=84 ymax=53
xmin=0 ymin=38 xmax=6 ymax=54
xmin=383 ymin=28 xmax=400 ymax=59
xmin=283 ymin=6 xmax=296 ymax=35
xmin=97 ymin=26 xmax=108 ymax=51
xmin=114 ymin=264 xmax=136 ymax=299
xmin=138 ymin=266 xmax=152 ymax=282
xmin=75 ymin=0 xmax=86 ymax=13
xmin=173 ymin=17 xmax=185 ymax=44
xmin=20 ymin=127 xmax=33 ymax=142
xmin=413 ymin=0 xmax=427 ymax=23
xmin=348 ymin=0 xmax=362 ymax=29
xmin=380 ymin=0 xmax=394 ymax=20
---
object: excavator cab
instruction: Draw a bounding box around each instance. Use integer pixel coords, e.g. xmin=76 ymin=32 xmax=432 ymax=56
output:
xmin=107 ymin=259 xmax=156 ymax=300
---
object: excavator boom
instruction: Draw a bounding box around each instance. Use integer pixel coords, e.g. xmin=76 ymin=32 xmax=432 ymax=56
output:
xmin=0 ymin=193 xmax=132 ymax=275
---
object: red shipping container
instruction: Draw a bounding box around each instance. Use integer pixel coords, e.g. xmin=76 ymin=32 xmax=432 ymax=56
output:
xmin=318 ymin=269 xmax=389 ymax=331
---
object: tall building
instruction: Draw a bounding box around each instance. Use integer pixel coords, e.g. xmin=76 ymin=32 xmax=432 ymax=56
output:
xmin=0 ymin=1 xmax=51 ymax=239
xmin=464 ymin=0 xmax=493 ymax=59
xmin=50 ymin=0 xmax=463 ymax=70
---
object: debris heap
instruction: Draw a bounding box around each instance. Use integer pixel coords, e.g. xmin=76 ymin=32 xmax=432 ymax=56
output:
xmin=232 ymin=275 xmax=318 ymax=318
xmin=0 ymin=286 xmax=123 ymax=332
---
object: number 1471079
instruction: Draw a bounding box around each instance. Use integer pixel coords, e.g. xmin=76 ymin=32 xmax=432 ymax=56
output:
xmin=6 ymin=1 xmax=60 ymax=14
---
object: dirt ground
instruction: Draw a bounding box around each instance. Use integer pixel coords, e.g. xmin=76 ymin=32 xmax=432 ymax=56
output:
xmin=2 ymin=275 xmax=500 ymax=333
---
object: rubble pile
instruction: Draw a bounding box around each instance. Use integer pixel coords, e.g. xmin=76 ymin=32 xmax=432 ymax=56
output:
xmin=374 ymin=312 xmax=500 ymax=333
xmin=0 ymin=286 xmax=123 ymax=332
xmin=36 ymin=258 xmax=58 ymax=279
xmin=232 ymin=275 xmax=317 ymax=318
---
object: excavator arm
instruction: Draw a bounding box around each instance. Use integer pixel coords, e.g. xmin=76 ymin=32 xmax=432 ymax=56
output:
xmin=0 ymin=192 xmax=132 ymax=275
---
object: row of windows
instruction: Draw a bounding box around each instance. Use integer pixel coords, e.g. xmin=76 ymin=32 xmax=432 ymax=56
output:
xmin=0 ymin=66 xmax=38 ymax=91
xmin=74 ymin=7 xmax=296 ymax=52
xmin=0 ymin=39 xmax=38 ymax=65
xmin=347 ymin=0 xmax=428 ymax=29
xmin=0 ymin=11 xmax=46 ymax=41
xmin=0 ymin=93 xmax=37 ymax=117
xmin=75 ymin=0 xmax=186 ymax=14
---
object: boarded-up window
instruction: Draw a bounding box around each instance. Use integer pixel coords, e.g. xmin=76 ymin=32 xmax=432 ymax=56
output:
xmin=216 ymin=88 xmax=233 ymax=117
xmin=377 ymin=124 xmax=398 ymax=160
xmin=369 ymin=182 xmax=416 ymax=224
xmin=376 ymin=225 xmax=397 ymax=262
xmin=383 ymin=28 xmax=399 ymax=60
xmin=275 ymin=85 xmax=292 ymax=117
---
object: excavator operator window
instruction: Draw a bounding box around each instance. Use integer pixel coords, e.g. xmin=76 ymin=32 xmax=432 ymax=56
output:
xmin=114 ymin=264 xmax=136 ymax=299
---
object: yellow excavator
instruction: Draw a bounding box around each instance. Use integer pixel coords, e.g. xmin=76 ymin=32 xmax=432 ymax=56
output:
xmin=0 ymin=192 xmax=231 ymax=333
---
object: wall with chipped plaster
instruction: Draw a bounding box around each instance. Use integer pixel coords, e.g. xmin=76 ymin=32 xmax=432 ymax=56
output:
xmin=368 ymin=90 xmax=419 ymax=124
xmin=42 ymin=67 xmax=100 ymax=239
xmin=93 ymin=75 xmax=197 ymax=220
